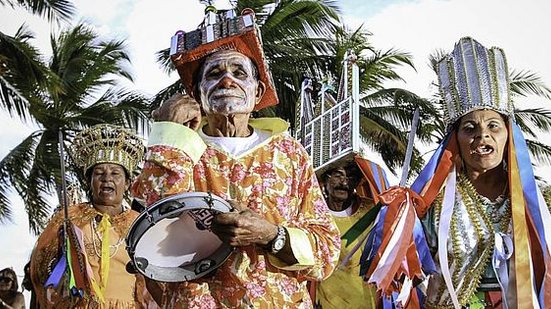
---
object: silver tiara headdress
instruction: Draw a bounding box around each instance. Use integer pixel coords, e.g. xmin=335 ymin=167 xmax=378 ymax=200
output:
xmin=438 ymin=37 xmax=513 ymax=131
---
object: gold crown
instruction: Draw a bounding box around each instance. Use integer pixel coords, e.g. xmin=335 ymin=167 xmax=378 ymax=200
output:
xmin=437 ymin=37 xmax=513 ymax=131
xmin=71 ymin=124 xmax=144 ymax=176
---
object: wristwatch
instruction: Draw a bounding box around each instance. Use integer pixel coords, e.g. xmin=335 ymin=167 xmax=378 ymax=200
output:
xmin=270 ymin=225 xmax=286 ymax=254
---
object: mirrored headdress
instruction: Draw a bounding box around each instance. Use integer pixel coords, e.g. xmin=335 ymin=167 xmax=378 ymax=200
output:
xmin=71 ymin=124 xmax=144 ymax=176
xmin=437 ymin=37 xmax=513 ymax=131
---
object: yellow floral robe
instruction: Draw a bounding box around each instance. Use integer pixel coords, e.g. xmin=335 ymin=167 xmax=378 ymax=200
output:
xmin=30 ymin=203 xmax=147 ymax=308
xmin=132 ymin=119 xmax=341 ymax=308
xmin=316 ymin=198 xmax=377 ymax=309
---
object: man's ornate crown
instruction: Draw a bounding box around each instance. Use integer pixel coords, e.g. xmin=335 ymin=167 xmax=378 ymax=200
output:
xmin=169 ymin=6 xmax=278 ymax=110
xmin=437 ymin=37 xmax=514 ymax=131
xmin=71 ymin=124 xmax=144 ymax=176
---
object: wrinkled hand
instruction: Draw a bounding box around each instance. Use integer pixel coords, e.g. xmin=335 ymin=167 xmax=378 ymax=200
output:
xmin=151 ymin=93 xmax=201 ymax=130
xmin=211 ymin=200 xmax=278 ymax=247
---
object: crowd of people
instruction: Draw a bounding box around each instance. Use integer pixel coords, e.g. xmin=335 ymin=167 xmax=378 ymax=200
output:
xmin=6 ymin=5 xmax=551 ymax=309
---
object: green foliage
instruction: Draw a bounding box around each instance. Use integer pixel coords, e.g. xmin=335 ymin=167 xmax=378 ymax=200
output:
xmin=0 ymin=24 xmax=150 ymax=234
xmin=0 ymin=0 xmax=75 ymax=22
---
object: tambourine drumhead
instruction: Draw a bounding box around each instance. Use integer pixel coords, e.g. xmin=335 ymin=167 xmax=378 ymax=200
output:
xmin=126 ymin=192 xmax=233 ymax=282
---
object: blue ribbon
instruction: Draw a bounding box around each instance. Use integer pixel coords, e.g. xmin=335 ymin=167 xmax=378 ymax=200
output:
xmin=370 ymin=161 xmax=390 ymax=193
xmin=413 ymin=216 xmax=436 ymax=274
xmin=44 ymin=252 xmax=67 ymax=288
xmin=512 ymin=122 xmax=550 ymax=305
xmin=360 ymin=207 xmax=387 ymax=276
xmin=411 ymin=133 xmax=451 ymax=194
xmin=512 ymin=123 xmax=547 ymax=248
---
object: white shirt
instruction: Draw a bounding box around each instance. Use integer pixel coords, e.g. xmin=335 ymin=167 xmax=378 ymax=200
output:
xmin=329 ymin=206 xmax=355 ymax=217
xmin=198 ymin=126 xmax=271 ymax=157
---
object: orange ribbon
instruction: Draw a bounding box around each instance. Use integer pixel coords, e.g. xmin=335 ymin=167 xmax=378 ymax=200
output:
xmin=367 ymin=187 xmax=426 ymax=295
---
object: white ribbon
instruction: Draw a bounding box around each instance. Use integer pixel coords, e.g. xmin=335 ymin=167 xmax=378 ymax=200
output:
xmin=369 ymin=192 xmax=412 ymax=284
xmin=438 ymin=167 xmax=461 ymax=309
xmin=395 ymin=276 xmax=413 ymax=306
xmin=493 ymin=232 xmax=513 ymax=309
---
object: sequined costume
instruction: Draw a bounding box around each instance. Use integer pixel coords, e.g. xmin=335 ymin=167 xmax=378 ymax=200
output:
xmin=30 ymin=124 xmax=147 ymax=308
xmin=424 ymin=174 xmax=511 ymax=308
xmin=132 ymin=119 xmax=341 ymax=308
xmin=360 ymin=37 xmax=551 ymax=309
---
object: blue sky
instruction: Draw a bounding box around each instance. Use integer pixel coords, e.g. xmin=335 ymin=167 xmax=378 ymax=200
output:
xmin=340 ymin=0 xmax=413 ymax=18
xmin=2 ymin=0 xmax=551 ymax=305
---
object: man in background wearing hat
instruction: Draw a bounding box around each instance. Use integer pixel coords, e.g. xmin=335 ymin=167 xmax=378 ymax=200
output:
xmin=314 ymin=158 xmax=388 ymax=308
xmin=132 ymin=7 xmax=340 ymax=308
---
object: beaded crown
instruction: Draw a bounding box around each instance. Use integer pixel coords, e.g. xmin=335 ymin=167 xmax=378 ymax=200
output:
xmin=71 ymin=124 xmax=144 ymax=176
xmin=438 ymin=37 xmax=514 ymax=131
xmin=170 ymin=6 xmax=278 ymax=110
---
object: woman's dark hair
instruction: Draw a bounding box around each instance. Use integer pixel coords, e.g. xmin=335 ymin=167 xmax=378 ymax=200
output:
xmin=0 ymin=267 xmax=19 ymax=293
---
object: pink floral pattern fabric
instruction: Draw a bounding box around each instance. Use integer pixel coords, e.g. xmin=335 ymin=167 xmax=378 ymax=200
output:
xmin=132 ymin=130 xmax=340 ymax=308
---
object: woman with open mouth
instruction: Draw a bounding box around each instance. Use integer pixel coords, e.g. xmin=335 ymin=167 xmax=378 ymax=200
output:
xmin=361 ymin=37 xmax=551 ymax=309
xmin=29 ymin=124 xmax=151 ymax=308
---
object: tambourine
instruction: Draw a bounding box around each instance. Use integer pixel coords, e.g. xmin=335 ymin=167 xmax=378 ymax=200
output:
xmin=126 ymin=192 xmax=234 ymax=282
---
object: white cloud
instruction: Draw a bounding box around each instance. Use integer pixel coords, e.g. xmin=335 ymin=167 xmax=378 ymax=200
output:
xmin=123 ymin=0 xmax=205 ymax=95
xmin=343 ymin=0 xmax=551 ymax=102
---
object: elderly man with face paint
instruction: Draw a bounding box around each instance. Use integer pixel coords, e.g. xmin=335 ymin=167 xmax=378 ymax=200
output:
xmin=132 ymin=7 xmax=340 ymax=308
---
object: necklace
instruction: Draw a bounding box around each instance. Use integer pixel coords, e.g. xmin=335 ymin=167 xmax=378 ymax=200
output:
xmin=90 ymin=217 xmax=124 ymax=258
xmin=460 ymin=174 xmax=512 ymax=233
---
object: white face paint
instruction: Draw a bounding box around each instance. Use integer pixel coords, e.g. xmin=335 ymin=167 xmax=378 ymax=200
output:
xmin=198 ymin=50 xmax=263 ymax=116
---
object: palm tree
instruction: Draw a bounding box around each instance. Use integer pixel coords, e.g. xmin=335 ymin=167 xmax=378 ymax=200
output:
xmin=0 ymin=0 xmax=75 ymax=108
xmin=0 ymin=24 xmax=150 ymax=234
xmin=314 ymin=25 xmax=438 ymax=174
xmin=428 ymin=51 xmax=551 ymax=166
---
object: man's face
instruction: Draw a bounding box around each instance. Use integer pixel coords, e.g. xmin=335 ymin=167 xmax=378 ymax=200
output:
xmin=90 ymin=163 xmax=129 ymax=207
xmin=457 ymin=109 xmax=508 ymax=173
xmin=0 ymin=275 xmax=14 ymax=291
xmin=323 ymin=166 xmax=360 ymax=205
xmin=198 ymin=50 xmax=265 ymax=116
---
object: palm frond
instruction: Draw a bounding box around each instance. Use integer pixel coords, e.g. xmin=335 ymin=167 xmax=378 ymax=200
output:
xmin=0 ymin=131 xmax=42 ymax=230
xmin=525 ymin=138 xmax=551 ymax=166
xmin=510 ymin=69 xmax=551 ymax=100
xmin=0 ymin=26 xmax=49 ymax=122
xmin=1 ymin=0 xmax=75 ymax=22
xmin=514 ymin=108 xmax=551 ymax=139
xmin=150 ymin=80 xmax=185 ymax=112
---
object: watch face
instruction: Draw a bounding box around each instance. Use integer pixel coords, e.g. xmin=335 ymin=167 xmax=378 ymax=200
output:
xmin=273 ymin=238 xmax=285 ymax=251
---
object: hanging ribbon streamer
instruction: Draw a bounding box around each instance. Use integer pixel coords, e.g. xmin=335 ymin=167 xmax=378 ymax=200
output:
xmin=95 ymin=214 xmax=112 ymax=303
xmin=493 ymin=232 xmax=513 ymax=309
xmin=438 ymin=167 xmax=460 ymax=309
xmin=360 ymin=188 xmax=430 ymax=296
xmin=509 ymin=122 xmax=538 ymax=308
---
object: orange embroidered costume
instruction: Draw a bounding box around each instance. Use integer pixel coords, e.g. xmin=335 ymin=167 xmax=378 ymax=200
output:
xmin=30 ymin=124 xmax=147 ymax=308
xmin=131 ymin=5 xmax=340 ymax=309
